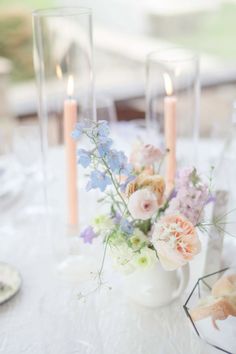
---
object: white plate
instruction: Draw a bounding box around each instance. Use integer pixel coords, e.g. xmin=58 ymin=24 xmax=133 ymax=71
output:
xmin=0 ymin=262 xmax=22 ymax=305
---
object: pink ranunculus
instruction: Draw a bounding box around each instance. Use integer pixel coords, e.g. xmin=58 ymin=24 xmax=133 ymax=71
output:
xmin=140 ymin=144 xmax=163 ymax=165
xmin=130 ymin=142 xmax=163 ymax=167
xmin=151 ymin=214 xmax=201 ymax=270
xmin=128 ymin=189 xmax=158 ymax=220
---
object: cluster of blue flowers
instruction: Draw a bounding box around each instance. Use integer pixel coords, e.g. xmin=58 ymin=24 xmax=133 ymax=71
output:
xmin=72 ymin=120 xmax=133 ymax=193
xmin=113 ymin=211 xmax=134 ymax=235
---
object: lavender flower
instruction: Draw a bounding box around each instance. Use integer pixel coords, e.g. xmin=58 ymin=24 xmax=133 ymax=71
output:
xmin=81 ymin=226 xmax=97 ymax=244
xmin=113 ymin=212 xmax=122 ymax=224
xmin=166 ymin=167 xmax=211 ymax=225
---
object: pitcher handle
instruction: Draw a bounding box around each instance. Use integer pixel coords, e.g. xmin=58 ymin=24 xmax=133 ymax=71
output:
xmin=172 ymin=263 xmax=190 ymax=300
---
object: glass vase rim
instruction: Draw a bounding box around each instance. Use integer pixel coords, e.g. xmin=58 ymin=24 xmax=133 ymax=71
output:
xmin=147 ymin=47 xmax=199 ymax=64
xmin=32 ymin=6 xmax=92 ymax=18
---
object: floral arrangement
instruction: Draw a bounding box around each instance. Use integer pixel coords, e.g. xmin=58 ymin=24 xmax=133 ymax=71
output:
xmin=72 ymin=120 xmax=214 ymax=275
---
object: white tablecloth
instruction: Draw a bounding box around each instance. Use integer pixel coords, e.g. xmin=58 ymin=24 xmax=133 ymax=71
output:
xmin=0 ymin=122 xmax=231 ymax=354
xmin=0 ymin=223 xmax=217 ymax=354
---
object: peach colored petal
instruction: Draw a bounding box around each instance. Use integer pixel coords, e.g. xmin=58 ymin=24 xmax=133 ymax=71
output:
xmin=152 ymin=214 xmax=200 ymax=270
xmin=126 ymin=179 xmax=138 ymax=198
xmin=137 ymin=174 xmax=165 ymax=205
xmin=212 ymin=274 xmax=236 ymax=297
xmin=190 ymin=297 xmax=236 ymax=329
xmin=155 ymin=241 xmax=186 ymax=270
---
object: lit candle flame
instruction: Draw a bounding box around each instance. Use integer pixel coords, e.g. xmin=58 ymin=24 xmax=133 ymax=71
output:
xmin=56 ymin=64 xmax=62 ymax=79
xmin=67 ymin=75 xmax=74 ymax=97
xmin=163 ymin=73 xmax=173 ymax=96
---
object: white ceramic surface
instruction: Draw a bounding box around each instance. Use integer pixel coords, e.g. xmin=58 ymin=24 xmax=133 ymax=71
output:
xmin=122 ymin=262 xmax=190 ymax=308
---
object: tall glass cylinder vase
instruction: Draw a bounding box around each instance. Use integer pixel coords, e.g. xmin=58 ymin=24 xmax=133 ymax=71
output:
xmin=146 ymin=48 xmax=200 ymax=171
xmin=33 ymin=8 xmax=96 ymax=270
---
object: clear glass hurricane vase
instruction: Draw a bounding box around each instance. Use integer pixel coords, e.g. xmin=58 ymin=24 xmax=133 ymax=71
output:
xmin=33 ymin=7 xmax=96 ymax=272
xmin=146 ymin=48 xmax=200 ymax=167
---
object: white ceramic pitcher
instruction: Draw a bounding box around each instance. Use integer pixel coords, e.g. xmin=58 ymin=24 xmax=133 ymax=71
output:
xmin=122 ymin=261 xmax=190 ymax=308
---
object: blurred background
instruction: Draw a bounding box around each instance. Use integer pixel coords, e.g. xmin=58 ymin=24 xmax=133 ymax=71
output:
xmin=0 ymin=0 xmax=236 ymax=138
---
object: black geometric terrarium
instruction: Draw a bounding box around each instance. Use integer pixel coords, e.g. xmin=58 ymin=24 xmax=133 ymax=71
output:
xmin=184 ymin=268 xmax=236 ymax=354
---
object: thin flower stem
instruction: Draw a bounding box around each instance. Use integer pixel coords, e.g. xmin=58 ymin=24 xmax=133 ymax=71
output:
xmin=214 ymin=224 xmax=236 ymax=238
xmin=197 ymin=220 xmax=236 ymax=238
xmin=98 ymin=233 xmax=110 ymax=278
xmin=107 ymin=191 xmax=123 ymax=214
xmin=100 ymin=156 xmax=132 ymax=217
xmin=215 ymin=207 xmax=236 ymax=223
xmin=98 ymin=206 xmax=128 ymax=279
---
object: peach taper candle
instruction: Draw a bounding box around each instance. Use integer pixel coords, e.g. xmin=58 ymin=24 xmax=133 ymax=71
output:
xmin=164 ymin=73 xmax=177 ymax=194
xmin=64 ymin=75 xmax=78 ymax=226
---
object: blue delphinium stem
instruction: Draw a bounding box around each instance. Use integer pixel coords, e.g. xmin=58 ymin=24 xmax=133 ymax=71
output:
xmin=86 ymin=130 xmax=131 ymax=217
xmin=101 ymin=156 xmax=130 ymax=214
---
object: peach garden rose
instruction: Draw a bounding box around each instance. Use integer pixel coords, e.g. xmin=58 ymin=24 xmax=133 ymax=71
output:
xmin=151 ymin=214 xmax=201 ymax=271
xmin=126 ymin=174 xmax=165 ymax=204
xmin=136 ymin=174 xmax=165 ymax=205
